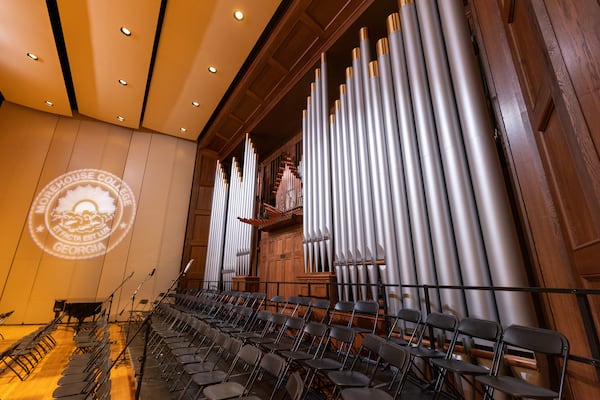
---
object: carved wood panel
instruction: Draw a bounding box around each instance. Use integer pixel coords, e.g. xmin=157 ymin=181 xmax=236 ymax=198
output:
xmin=259 ymin=224 xmax=305 ymax=300
xmin=502 ymin=0 xmax=600 ymax=283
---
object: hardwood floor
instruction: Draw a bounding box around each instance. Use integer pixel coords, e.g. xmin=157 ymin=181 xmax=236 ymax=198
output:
xmin=0 ymin=322 xmax=136 ymax=400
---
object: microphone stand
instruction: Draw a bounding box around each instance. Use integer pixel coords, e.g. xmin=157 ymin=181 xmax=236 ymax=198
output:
xmin=108 ymin=260 xmax=193 ymax=400
xmin=104 ymin=271 xmax=135 ymax=322
xmin=120 ymin=268 xmax=156 ymax=343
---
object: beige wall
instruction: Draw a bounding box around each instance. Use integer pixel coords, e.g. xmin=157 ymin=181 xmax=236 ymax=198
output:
xmin=0 ymin=102 xmax=196 ymax=323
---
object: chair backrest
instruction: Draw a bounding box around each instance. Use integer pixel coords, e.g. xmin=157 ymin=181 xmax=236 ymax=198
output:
xmin=311 ymin=299 xmax=331 ymax=323
xmin=417 ymin=312 xmax=458 ymax=351
xmin=443 ymin=317 xmax=503 ymax=369
xmin=285 ymin=371 xmax=304 ymax=400
xmin=293 ymin=321 xmax=328 ymax=355
xmin=388 ymin=308 xmax=422 ymax=346
xmin=320 ymin=325 xmax=355 ymax=367
xmin=489 ymin=324 xmax=569 ymax=399
xmin=259 ymin=352 xmax=286 ymax=379
xmin=350 ymin=300 xmax=379 ymax=333
xmin=378 ymin=342 xmax=412 ymax=399
xmin=328 ymin=301 xmax=355 ymax=326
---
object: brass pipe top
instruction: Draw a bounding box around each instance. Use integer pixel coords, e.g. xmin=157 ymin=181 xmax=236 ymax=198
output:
xmin=335 ymin=99 xmax=341 ymax=110
xmin=340 ymin=83 xmax=346 ymax=95
xmin=359 ymin=27 xmax=369 ymax=41
xmin=387 ymin=12 xmax=401 ymax=33
xmin=330 ymin=114 xmax=335 ymax=124
xmin=399 ymin=0 xmax=414 ymax=7
xmin=315 ymin=68 xmax=320 ymax=79
xmin=369 ymin=60 xmax=379 ymax=78
xmin=345 ymin=66 xmax=353 ymax=80
xmin=321 ymin=52 xmax=326 ymax=64
xmin=377 ymin=37 xmax=390 ymax=57
xmin=352 ymin=47 xmax=360 ymax=60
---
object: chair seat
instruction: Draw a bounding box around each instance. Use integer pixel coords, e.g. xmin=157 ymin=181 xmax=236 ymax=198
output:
xmin=431 ymin=358 xmax=489 ymax=375
xmin=278 ymin=350 xmax=313 ymax=361
xmin=340 ymin=387 xmax=393 ymax=400
xmin=191 ymin=370 xmax=228 ymax=386
xmin=406 ymin=346 xmax=446 ymax=359
xmin=183 ymin=362 xmax=219 ymax=375
xmin=203 ymin=381 xmax=245 ymax=400
xmin=326 ymin=370 xmax=371 ymax=387
xmin=304 ymin=358 xmax=342 ymax=371
xmin=476 ymin=375 xmax=560 ymax=398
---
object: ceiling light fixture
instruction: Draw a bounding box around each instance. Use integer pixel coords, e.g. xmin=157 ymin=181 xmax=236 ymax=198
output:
xmin=118 ymin=79 xmax=128 ymax=86
xmin=180 ymin=128 xmax=187 ymax=132
xmin=117 ymin=116 xmax=125 ymax=122
xmin=120 ymin=27 xmax=132 ymax=36
xmin=208 ymin=66 xmax=217 ymax=74
xmin=44 ymin=100 xmax=54 ymax=107
xmin=233 ymin=10 xmax=245 ymax=21
xmin=192 ymin=101 xmax=200 ymax=107
xmin=26 ymin=52 xmax=39 ymax=60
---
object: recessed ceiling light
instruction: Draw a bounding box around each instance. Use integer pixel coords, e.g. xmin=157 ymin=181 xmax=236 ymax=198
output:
xmin=117 ymin=116 xmax=125 ymax=122
xmin=44 ymin=100 xmax=54 ymax=107
xmin=191 ymin=101 xmax=200 ymax=107
xmin=180 ymin=127 xmax=187 ymax=132
xmin=233 ymin=10 xmax=245 ymax=21
xmin=208 ymin=66 xmax=217 ymax=74
xmin=26 ymin=52 xmax=39 ymax=60
xmin=120 ymin=27 xmax=132 ymax=36
xmin=118 ymin=79 xmax=128 ymax=86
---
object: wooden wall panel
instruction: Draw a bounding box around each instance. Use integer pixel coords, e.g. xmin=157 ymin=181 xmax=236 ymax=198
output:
xmin=472 ymin=0 xmax=600 ymax=397
xmin=0 ymin=102 xmax=196 ymax=323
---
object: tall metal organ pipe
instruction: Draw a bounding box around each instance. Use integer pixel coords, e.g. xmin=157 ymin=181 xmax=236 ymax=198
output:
xmin=376 ymin=37 xmax=420 ymax=311
xmin=437 ymin=0 xmax=536 ymax=326
xmin=204 ymin=161 xmax=229 ymax=289
xmin=368 ymin=58 xmax=402 ymax=312
xmin=416 ymin=0 xmax=497 ymax=320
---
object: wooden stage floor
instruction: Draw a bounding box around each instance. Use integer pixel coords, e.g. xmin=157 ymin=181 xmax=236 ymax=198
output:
xmin=0 ymin=322 xmax=136 ymax=400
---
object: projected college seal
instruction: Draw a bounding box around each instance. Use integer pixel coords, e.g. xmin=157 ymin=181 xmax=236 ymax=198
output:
xmin=28 ymin=169 xmax=136 ymax=260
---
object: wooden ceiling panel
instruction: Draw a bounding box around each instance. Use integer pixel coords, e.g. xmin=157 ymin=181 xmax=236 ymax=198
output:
xmin=271 ymin=21 xmax=319 ymax=71
xmin=231 ymin=92 xmax=262 ymax=123
xmin=248 ymin=61 xmax=287 ymax=100
xmin=306 ymin=0 xmax=353 ymax=31
xmin=217 ymin=115 xmax=244 ymax=141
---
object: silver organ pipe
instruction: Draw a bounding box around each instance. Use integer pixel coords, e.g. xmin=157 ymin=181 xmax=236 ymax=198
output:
xmin=296 ymin=0 xmax=534 ymax=326
xmin=301 ymin=110 xmax=310 ymax=272
xmin=218 ymin=135 xmax=258 ymax=290
xmin=437 ymin=0 xmax=535 ymax=326
xmin=321 ymin=55 xmax=333 ymax=272
xmin=400 ymin=1 xmax=466 ymax=317
xmin=368 ymin=58 xmax=402 ymax=312
xmin=377 ymin=37 xmax=420 ymax=311
xmin=205 ymin=161 xmax=229 ymax=290
xmin=415 ymin=0 xmax=497 ymax=321
xmin=387 ymin=12 xmax=440 ymax=315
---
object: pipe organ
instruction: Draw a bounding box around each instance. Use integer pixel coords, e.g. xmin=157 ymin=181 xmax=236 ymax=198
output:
xmin=205 ymin=135 xmax=258 ymax=290
xmin=301 ymin=0 xmax=536 ymax=325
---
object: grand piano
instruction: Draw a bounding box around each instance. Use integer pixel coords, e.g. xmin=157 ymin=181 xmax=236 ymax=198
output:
xmin=54 ymin=298 xmax=105 ymax=330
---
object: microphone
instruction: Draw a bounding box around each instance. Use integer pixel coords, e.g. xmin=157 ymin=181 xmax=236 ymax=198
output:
xmin=183 ymin=259 xmax=194 ymax=274
xmin=149 ymin=268 xmax=156 ymax=277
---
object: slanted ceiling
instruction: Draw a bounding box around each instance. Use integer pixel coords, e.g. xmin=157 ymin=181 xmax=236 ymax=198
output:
xmin=0 ymin=0 xmax=282 ymax=142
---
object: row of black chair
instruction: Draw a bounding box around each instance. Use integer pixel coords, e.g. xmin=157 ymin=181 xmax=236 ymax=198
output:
xmin=52 ymin=319 xmax=112 ymax=399
xmin=0 ymin=317 xmax=57 ymax=381
xmin=147 ymin=295 xmax=307 ymax=400
xmin=158 ymin=289 xmax=570 ymax=400
xmin=384 ymin=308 xmax=570 ymax=400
